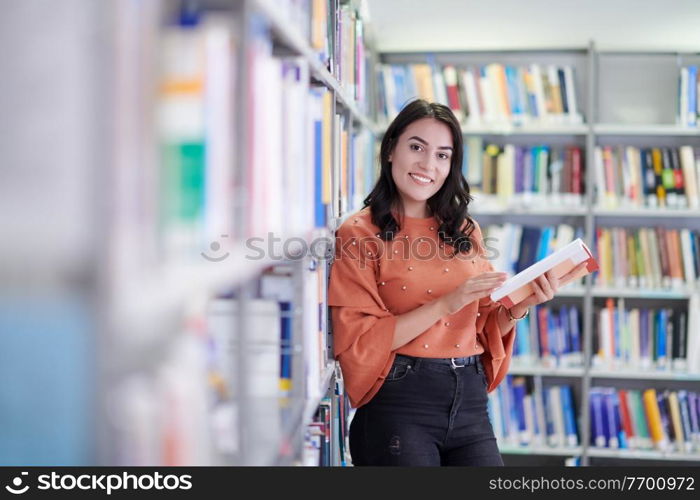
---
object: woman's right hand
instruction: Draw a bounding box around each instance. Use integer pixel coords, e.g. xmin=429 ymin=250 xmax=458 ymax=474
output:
xmin=439 ymin=271 xmax=508 ymax=316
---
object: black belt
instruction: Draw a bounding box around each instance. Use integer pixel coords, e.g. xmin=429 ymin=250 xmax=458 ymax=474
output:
xmin=395 ymin=353 xmax=481 ymax=369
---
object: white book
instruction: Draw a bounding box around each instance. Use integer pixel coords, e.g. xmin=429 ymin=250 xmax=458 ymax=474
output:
xmin=530 ymin=64 xmax=547 ymax=124
xmin=462 ymin=68 xmax=482 ymax=125
xmin=563 ymin=65 xmax=582 ymax=124
xmin=629 ymin=309 xmax=640 ymax=369
xmin=490 ymin=238 xmax=598 ymax=308
xmin=432 ymin=64 xmax=447 ymax=105
xmin=681 ymin=229 xmax=696 ymax=287
xmin=680 ymin=146 xmax=699 ymax=209
xmin=687 ymin=293 xmax=700 ymax=374
xmin=549 ymin=386 xmax=565 ymax=448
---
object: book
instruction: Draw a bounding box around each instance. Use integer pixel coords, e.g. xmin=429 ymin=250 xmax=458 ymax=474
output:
xmin=490 ymin=238 xmax=599 ymax=308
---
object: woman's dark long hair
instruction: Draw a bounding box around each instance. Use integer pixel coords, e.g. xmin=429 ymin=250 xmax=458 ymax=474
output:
xmin=363 ymin=98 xmax=476 ymax=254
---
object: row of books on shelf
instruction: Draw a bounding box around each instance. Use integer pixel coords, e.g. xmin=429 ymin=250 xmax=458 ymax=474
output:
xmin=377 ymin=62 xmax=583 ymax=127
xmin=594 ymin=145 xmax=700 ymax=210
xmin=595 ymin=227 xmax=700 ymax=291
xmin=307 ymin=0 xmax=370 ymax=106
xmin=590 ymin=386 xmax=700 ymax=454
xmin=209 ymin=262 xmax=330 ymax=401
xmin=464 ymin=138 xmax=585 ymax=207
xmin=490 ymin=379 xmax=700 ymax=456
xmin=482 ymin=223 xmax=586 ymax=279
xmin=108 ymin=259 xmax=331 ymax=465
xmin=593 ymin=297 xmax=700 ymax=374
xmin=302 ymin=377 xmax=351 ymax=467
xmin=678 ymin=65 xmax=700 ymax=128
xmin=488 ymin=378 xmax=579 ymax=449
xmin=512 ymin=305 xmax=583 ymax=369
xmin=158 ymin=7 xmax=239 ymax=260
xmin=155 ymin=3 xmax=375 ymax=260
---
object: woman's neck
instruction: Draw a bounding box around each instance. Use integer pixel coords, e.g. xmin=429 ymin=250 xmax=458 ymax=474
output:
xmin=399 ymin=200 xmax=431 ymax=219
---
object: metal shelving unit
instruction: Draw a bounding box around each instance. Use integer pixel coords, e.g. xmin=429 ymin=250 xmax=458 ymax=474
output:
xmin=376 ymin=41 xmax=700 ymax=465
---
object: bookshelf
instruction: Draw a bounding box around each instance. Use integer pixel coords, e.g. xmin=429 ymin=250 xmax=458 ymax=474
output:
xmin=377 ymin=42 xmax=700 ymax=465
xmin=92 ymin=0 xmax=382 ymax=467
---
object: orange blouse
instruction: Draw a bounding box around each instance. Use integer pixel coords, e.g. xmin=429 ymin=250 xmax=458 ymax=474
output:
xmin=327 ymin=206 xmax=516 ymax=408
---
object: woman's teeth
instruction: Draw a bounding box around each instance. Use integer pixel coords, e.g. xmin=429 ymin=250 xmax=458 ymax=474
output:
xmin=409 ymin=173 xmax=432 ymax=185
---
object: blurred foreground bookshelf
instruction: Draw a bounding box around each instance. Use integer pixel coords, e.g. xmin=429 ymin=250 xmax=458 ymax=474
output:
xmin=1 ymin=0 xmax=380 ymax=466
xmin=376 ymin=42 xmax=700 ymax=465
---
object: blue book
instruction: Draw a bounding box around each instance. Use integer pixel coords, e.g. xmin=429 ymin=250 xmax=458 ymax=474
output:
xmin=512 ymin=378 xmax=528 ymax=444
xmin=392 ymin=65 xmax=407 ymax=113
xmin=688 ymin=392 xmax=700 ymax=447
xmin=602 ymin=389 xmax=617 ymax=448
xmin=657 ymin=309 xmax=668 ymax=366
xmin=536 ymin=226 xmax=554 ymax=261
xmin=523 ymin=147 xmax=534 ymax=194
xmin=569 ymin=305 xmax=581 ymax=355
xmin=516 ymin=226 xmax=542 ymax=273
xmin=560 ymin=386 xmax=577 ymax=446
xmin=279 ymin=301 xmax=293 ymax=392
xmin=613 ymin=306 xmax=621 ymax=362
xmin=688 ymin=66 xmax=697 ymax=126
xmin=461 ymin=143 xmax=469 ymax=180
xmin=505 ymin=65 xmax=521 ymax=118
xmin=559 ymin=306 xmax=571 ymax=357
xmin=514 ymin=146 xmax=525 ymax=193
xmin=590 ymin=388 xmax=606 ymax=447
xmin=313 ymin=96 xmax=325 ymax=228
xmin=640 ymin=308 xmax=650 ymax=363
xmin=542 ymin=386 xmax=555 ymax=446
xmin=678 ymin=390 xmax=693 ymax=453
xmin=612 ymin=390 xmax=628 ymax=449
xmin=515 ymin=316 xmax=530 ymax=358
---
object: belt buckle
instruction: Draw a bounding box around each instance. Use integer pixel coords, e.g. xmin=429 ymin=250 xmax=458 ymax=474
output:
xmin=450 ymin=357 xmax=466 ymax=368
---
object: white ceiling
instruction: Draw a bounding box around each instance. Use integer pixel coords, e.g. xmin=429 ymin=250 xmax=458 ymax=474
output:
xmin=363 ymin=0 xmax=700 ymax=53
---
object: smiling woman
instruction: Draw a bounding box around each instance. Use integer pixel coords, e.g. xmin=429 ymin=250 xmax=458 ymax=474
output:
xmin=327 ymin=98 xmax=566 ymax=466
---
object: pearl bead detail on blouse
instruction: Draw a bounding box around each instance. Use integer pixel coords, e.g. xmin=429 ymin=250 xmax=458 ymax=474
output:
xmin=423 ymin=344 xmax=429 ymax=349
xmin=430 ymin=226 xmax=435 ymax=231
xmin=455 ymin=344 xmax=460 ymax=348
xmin=408 ymin=266 xmax=413 ymax=271
xmin=401 ymin=285 xmax=407 ymax=290
xmin=427 ymin=289 xmax=432 ymax=294
xmin=445 ymin=322 xmax=450 ymax=326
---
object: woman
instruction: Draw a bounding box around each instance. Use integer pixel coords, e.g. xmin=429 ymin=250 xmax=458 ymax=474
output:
xmin=327 ymin=99 xmax=587 ymax=466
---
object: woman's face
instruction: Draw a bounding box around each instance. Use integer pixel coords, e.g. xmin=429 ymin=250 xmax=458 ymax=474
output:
xmin=388 ymin=117 xmax=454 ymax=213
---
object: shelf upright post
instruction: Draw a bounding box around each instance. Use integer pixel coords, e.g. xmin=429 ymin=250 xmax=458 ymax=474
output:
xmin=580 ymin=38 xmax=598 ymax=466
xmin=235 ymin=0 xmax=255 ymax=466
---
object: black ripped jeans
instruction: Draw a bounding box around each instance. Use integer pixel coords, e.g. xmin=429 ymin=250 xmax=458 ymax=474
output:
xmin=348 ymin=354 xmax=504 ymax=466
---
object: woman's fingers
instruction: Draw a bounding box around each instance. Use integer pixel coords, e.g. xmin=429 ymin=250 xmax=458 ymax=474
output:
xmin=559 ymin=261 xmax=588 ymax=284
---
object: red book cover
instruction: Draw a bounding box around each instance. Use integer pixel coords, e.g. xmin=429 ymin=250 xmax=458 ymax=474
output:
xmin=618 ymin=389 xmax=635 ymax=447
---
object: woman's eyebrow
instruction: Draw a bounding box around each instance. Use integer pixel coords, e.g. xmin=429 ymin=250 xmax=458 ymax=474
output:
xmin=407 ymin=135 xmax=453 ymax=151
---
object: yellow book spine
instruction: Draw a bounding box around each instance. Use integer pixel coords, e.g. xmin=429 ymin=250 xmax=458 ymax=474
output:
xmin=642 ymin=389 xmax=667 ymax=450
xmin=668 ymin=391 xmax=685 ymax=451
xmin=651 ymin=148 xmax=666 ymax=207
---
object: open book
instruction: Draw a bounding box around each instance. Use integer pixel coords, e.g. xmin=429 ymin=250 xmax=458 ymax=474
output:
xmin=490 ymin=238 xmax=599 ymax=308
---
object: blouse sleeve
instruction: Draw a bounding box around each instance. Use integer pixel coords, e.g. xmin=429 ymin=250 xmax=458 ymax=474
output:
xmin=327 ymin=221 xmax=397 ymax=408
xmin=471 ymin=219 xmax=516 ymax=393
